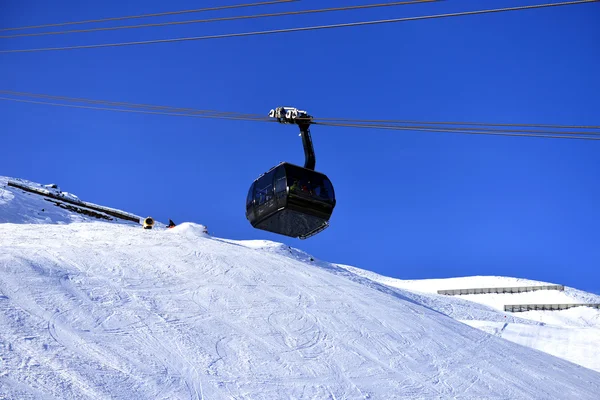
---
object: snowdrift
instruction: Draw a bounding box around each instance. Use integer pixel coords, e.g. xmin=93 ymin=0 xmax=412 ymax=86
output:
xmin=1 ymin=177 xmax=599 ymax=399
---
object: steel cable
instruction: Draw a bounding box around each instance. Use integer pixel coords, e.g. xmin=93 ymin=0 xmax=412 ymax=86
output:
xmin=0 ymin=0 xmax=298 ymax=32
xmin=1 ymin=0 xmax=596 ymax=54
xmin=0 ymin=1 xmax=438 ymax=39
xmin=0 ymin=90 xmax=266 ymax=119
xmin=313 ymin=121 xmax=600 ymax=141
xmin=1 ymin=94 xmax=599 ymax=141
xmin=3 ymin=90 xmax=598 ymax=134
xmin=309 ymin=117 xmax=600 ymax=130
xmin=315 ymin=122 xmax=600 ymax=136
xmin=0 ymin=97 xmax=273 ymax=122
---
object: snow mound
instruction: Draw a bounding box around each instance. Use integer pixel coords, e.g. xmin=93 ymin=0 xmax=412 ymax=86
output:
xmin=167 ymin=221 xmax=209 ymax=234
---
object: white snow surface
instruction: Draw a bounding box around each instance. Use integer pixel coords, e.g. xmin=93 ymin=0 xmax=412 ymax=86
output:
xmin=0 ymin=177 xmax=143 ymax=226
xmin=337 ymin=264 xmax=600 ymax=374
xmin=1 ymin=177 xmax=600 ymax=399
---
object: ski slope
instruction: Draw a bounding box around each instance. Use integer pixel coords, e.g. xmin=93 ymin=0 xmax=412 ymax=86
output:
xmin=1 ymin=176 xmax=600 ymax=399
xmin=338 ymin=265 xmax=600 ymax=374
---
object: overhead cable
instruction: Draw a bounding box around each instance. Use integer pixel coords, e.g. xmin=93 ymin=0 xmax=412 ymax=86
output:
xmin=0 ymin=97 xmax=272 ymax=122
xmin=0 ymin=1 xmax=438 ymax=39
xmin=3 ymin=90 xmax=598 ymax=133
xmin=0 ymin=0 xmax=298 ymax=32
xmin=0 ymin=90 xmax=265 ymax=119
xmin=1 ymin=94 xmax=599 ymax=141
xmin=315 ymin=121 xmax=600 ymax=136
xmin=310 ymin=117 xmax=600 ymax=130
xmin=314 ymin=121 xmax=600 ymax=141
xmin=1 ymin=0 xmax=596 ymax=54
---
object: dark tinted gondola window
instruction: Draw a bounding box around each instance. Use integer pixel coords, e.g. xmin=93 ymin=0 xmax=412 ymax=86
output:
xmin=308 ymin=176 xmax=333 ymax=201
xmin=246 ymin=182 xmax=255 ymax=209
xmin=255 ymin=170 xmax=275 ymax=205
xmin=287 ymin=170 xmax=334 ymax=202
xmin=320 ymin=177 xmax=335 ymax=202
xmin=288 ymin=172 xmax=310 ymax=195
xmin=288 ymin=176 xmax=301 ymax=194
xmin=274 ymin=167 xmax=286 ymax=194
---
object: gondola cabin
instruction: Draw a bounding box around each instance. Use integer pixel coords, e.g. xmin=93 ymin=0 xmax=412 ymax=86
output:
xmin=246 ymin=162 xmax=336 ymax=239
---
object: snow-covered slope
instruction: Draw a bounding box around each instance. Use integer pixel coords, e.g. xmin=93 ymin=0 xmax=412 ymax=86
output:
xmin=1 ymin=177 xmax=600 ymax=399
xmin=0 ymin=177 xmax=143 ymax=226
xmin=338 ymin=265 xmax=600 ymax=374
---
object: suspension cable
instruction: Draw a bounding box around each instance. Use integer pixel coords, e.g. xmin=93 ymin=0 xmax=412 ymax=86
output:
xmin=317 ymin=122 xmax=600 ymax=136
xmin=3 ymin=90 xmax=597 ymax=133
xmin=309 ymin=117 xmax=600 ymax=130
xmin=1 ymin=0 xmax=596 ymax=54
xmin=0 ymin=1 xmax=438 ymax=39
xmin=314 ymin=121 xmax=600 ymax=140
xmin=0 ymin=97 xmax=272 ymax=122
xmin=1 ymin=95 xmax=599 ymax=141
xmin=0 ymin=90 xmax=266 ymax=119
xmin=0 ymin=0 xmax=298 ymax=32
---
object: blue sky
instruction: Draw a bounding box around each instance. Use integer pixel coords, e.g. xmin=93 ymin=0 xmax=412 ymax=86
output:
xmin=1 ymin=0 xmax=599 ymax=293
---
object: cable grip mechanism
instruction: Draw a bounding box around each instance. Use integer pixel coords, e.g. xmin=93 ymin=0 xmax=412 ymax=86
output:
xmin=268 ymin=106 xmax=316 ymax=170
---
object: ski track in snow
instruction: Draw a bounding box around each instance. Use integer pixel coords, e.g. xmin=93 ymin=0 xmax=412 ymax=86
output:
xmin=1 ymin=177 xmax=600 ymax=399
xmin=2 ymin=223 xmax=600 ymax=399
xmin=337 ymin=264 xmax=600 ymax=374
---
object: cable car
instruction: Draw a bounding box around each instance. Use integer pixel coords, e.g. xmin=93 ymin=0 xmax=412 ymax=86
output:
xmin=245 ymin=107 xmax=336 ymax=239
